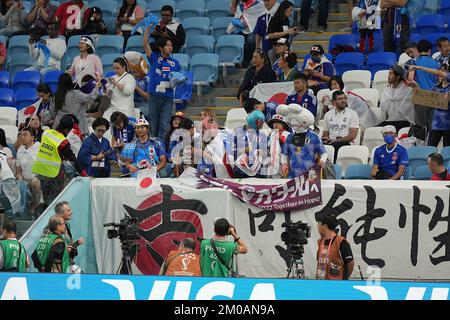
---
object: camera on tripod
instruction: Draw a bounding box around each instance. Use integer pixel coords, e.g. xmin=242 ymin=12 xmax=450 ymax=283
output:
xmin=281 ymin=220 xmax=311 ymax=258
xmin=104 ymin=216 xmax=140 ymax=242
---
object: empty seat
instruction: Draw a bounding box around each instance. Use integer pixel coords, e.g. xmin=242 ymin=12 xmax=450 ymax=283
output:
xmin=342 ymin=70 xmax=371 ymax=90
xmin=184 ymin=35 xmax=215 ymax=57
xmin=334 ymin=163 xmax=342 ymax=179
xmin=371 ymin=108 xmax=382 ymax=124
xmin=216 ymin=35 xmax=244 ymax=66
xmin=177 ymin=0 xmax=205 ymax=20
xmin=0 ymin=107 xmax=17 ymax=125
xmin=43 ymin=70 xmax=64 ymax=93
xmin=211 ymin=17 xmax=233 ymax=39
xmin=324 ymin=144 xmax=335 ymax=164
xmin=125 ymin=35 xmax=144 ymax=52
xmin=172 ymin=53 xmax=190 ymax=71
xmin=14 ymin=88 xmax=38 ymax=110
xmin=351 ymin=88 xmax=379 ymax=108
xmin=367 ymin=52 xmax=397 ymax=79
xmin=439 ymin=0 xmax=450 ymax=15
xmin=334 ymin=52 xmax=365 ymax=76
xmin=146 ymin=0 xmax=176 ymax=16
xmin=415 ymin=14 xmax=446 ymax=34
xmin=96 ymin=35 xmax=124 ymax=57
xmin=190 ymin=53 xmax=219 ymax=82
xmin=412 ymin=165 xmax=432 ymax=180
xmin=0 ymin=71 xmax=9 ymax=88
xmin=7 ymin=35 xmax=30 ymax=57
xmin=407 ymin=146 xmax=438 ymax=178
xmin=225 ymin=108 xmax=248 ymax=130
xmin=345 ymin=164 xmax=372 ymax=179
xmin=372 ymin=70 xmax=389 ymax=101
xmin=441 ymin=146 xmax=450 ymax=165
xmin=409 ymin=33 xmax=422 ymax=44
xmin=328 ymin=34 xmax=357 ymax=55
xmin=101 ymin=53 xmax=123 ymax=73
xmin=2 ymin=125 xmax=18 ymax=144
xmin=103 ymin=16 xmax=117 ymax=34
xmin=0 ymin=88 xmax=13 ymax=106
xmin=205 ymin=0 xmax=230 ymax=21
xmin=183 ymin=17 xmax=210 ymax=36
xmin=8 ymin=53 xmax=33 ymax=78
xmin=12 ymin=71 xmax=41 ymax=90
xmin=361 ymin=126 xmax=384 ymax=157
xmin=336 ymin=145 xmax=369 ymax=176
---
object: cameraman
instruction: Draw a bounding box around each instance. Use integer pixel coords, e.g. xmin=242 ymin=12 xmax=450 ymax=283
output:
xmin=200 ymin=218 xmax=247 ymax=277
xmin=316 ymin=216 xmax=354 ymax=280
xmin=151 ymin=5 xmax=185 ymax=53
xmin=160 ymin=238 xmax=201 ymax=277
xmin=26 ymin=22 xmax=67 ymax=75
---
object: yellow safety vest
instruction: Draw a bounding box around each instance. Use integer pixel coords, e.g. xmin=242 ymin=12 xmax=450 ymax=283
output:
xmin=31 ymin=129 xmax=65 ymax=178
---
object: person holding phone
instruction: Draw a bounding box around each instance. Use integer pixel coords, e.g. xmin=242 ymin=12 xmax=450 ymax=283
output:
xmin=77 ymin=118 xmax=117 ymax=177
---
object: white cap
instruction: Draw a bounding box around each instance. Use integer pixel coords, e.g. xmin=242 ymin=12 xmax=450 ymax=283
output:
xmin=382 ymin=125 xmax=397 ymax=134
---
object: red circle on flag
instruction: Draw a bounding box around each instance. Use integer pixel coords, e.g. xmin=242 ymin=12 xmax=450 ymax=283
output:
xmin=140 ymin=177 xmax=153 ymax=188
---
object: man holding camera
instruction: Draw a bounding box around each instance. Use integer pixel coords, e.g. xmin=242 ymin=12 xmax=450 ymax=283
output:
xmin=200 ymin=218 xmax=247 ymax=277
xmin=26 ymin=22 xmax=66 ymax=75
xmin=151 ymin=5 xmax=185 ymax=53
xmin=316 ymin=216 xmax=354 ymax=280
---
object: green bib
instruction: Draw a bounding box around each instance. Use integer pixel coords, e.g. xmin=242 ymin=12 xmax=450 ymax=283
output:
xmin=200 ymin=239 xmax=237 ymax=277
xmin=0 ymin=240 xmax=27 ymax=272
xmin=34 ymin=233 xmax=70 ymax=273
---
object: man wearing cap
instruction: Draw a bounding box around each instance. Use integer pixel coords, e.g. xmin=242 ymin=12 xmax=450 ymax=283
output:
xmin=32 ymin=114 xmax=86 ymax=207
xmin=121 ymin=119 xmax=168 ymax=177
xmin=371 ymin=125 xmax=408 ymax=180
xmin=286 ymin=73 xmax=318 ymax=117
xmin=303 ymin=45 xmax=336 ymax=94
xmin=272 ymin=38 xmax=293 ymax=78
xmin=54 ymin=0 xmax=90 ymax=37
xmin=379 ymin=64 xmax=414 ymax=132
xmin=68 ymin=36 xmax=103 ymax=87
xmin=243 ymin=97 xmax=278 ymax=123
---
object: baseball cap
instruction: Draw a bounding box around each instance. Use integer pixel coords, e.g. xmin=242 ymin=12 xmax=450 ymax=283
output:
xmin=170 ymin=111 xmax=185 ymax=122
xmin=274 ymin=38 xmax=290 ymax=46
xmin=310 ymin=44 xmax=324 ymax=54
xmin=267 ymin=114 xmax=289 ymax=130
xmin=135 ymin=118 xmax=149 ymax=127
xmin=382 ymin=125 xmax=397 ymax=134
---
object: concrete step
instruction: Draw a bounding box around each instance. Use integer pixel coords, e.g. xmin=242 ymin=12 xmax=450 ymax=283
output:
xmin=215 ymin=96 xmax=240 ymax=108
xmin=292 ymin=40 xmax=329 ymax=52
xmin=293 ymin=31 xmax=349 ymax=41
xmin=326 ymin=21 xmax=350 ymax=32
xmin=328 ymin=13 xmax=349 ymax=22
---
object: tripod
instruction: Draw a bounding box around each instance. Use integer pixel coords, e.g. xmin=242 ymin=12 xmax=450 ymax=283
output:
xmin=116 ymin=240 xmax=139 ymax=275
xmin=286 ymin=255 xmax=306 ymax=279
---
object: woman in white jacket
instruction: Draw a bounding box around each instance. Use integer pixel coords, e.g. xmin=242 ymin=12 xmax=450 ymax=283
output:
xmin=102 ymin=56 xmax=136 ymax=121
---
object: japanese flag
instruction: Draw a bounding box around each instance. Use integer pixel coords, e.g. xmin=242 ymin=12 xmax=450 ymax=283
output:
xmin=135 ymin=167 xmax=161 ymax=197
xmin=17 ymin=99 xmax=42 ymax=126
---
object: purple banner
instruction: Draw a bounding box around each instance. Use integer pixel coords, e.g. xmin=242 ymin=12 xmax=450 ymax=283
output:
xmin=184 ymin=165 xmax=322 ymax=211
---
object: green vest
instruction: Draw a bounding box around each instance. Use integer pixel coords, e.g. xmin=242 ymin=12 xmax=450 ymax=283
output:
xmin=35 ymin=233 xmax=70 ymax=273
xmin=32 ymin=129 xmax=65 ymax=178
xmin=0 ymin=239 xmax=27 ymax=272
xmin=200 ymin=239 xmax=237 ymax=277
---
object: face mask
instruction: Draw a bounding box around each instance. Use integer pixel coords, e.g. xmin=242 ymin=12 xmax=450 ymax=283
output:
xmin=384 ymin=134 xmax=395 ymax=144
xmin=311 ymin=56 xmax=321 ymax=64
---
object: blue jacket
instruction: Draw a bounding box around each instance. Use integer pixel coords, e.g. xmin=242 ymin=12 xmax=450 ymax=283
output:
xmin=77 ymin=133 xmax=117 ymax=177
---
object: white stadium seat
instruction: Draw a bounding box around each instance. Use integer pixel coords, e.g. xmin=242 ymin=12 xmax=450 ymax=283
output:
xmin=324 ymin=144 xmax=335 ymax=164
xmin=371 ymin=108 xmax=383 ymax=123
xmin=351 ymin=88 xmax=379 ymax=108
xmin=372 ymin=70 xmax=390 ymax=101
xmin=342 ymin=70 xmax=371 ymax=91
xmin=0 ymin=107 xmax=17 ymax=126
xmin=336 ymin=145 xmax=369 ymax=176
xmin=362 ymin=127 xmax=384 ymax=157
xmin=225 ymin=108 xmax=248 ymax=131
xmin=2 ymin=125 xmax=18 ymax=144
xmin=316 ymin=89 xmax=331 ymax=120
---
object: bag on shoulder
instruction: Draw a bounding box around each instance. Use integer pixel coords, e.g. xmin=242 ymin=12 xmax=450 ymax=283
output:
xmin=98 ymin=89 xmax=113 ymax=113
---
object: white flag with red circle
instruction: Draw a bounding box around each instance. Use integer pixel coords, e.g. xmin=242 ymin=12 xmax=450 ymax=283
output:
xmin=135 ymin=167 xmax=160 ymax=197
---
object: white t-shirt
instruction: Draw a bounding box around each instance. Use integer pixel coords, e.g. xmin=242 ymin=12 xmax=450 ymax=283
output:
xmin=0 ymin=147 xmax=13 ymax=158
xmin=16 ymin=142 xmax=40 ymax=182
xmin=0 ymin=150 xmax=15 ymax=181
xmin=323 ymin=107 xmax=360 ymax=143
xmin=102 ymin=73 xmax=136 ymax=121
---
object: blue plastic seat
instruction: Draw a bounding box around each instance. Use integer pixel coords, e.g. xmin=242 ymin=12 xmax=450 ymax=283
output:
xmin=91 ymin=1 xmax=118 ymax=18
xmin=172 ymin=53 xmax=190 ymax=71
xmin=14 ymin=88 xmax=39 ymax=110
xmin=345 ymin=164 xmax=372 ymax=179
xmin=0 ymin=71 xmax=9 ymax=88
xmin=407 ymin=146 xmax=438 ymax=178
xmin=334 ymin=52 xmax=365 ymax=76
xmin=409 ymin=33 xmax=422 ymax=44
xmin=183 ymin=17 xmax=210 ymax=36
xmin=211 ymin=17 xmax=232 ymax=39
xmin=177 ymin=0 xmax=205 ymax=20
xmin=189 ymin=53 xmax=219 ymax=84
xmin=328 ymin=34 xmax=357 ymax=55
xmin=103 ymin=17 xmax=117 ymax=35
xmin=441 ymin=146 xmax=450 ymax=166
xmin=215 ymin=35 xmax=244 ymax=66
xmin=184 ymin=35 xmax=215 ymax=57
xmin=146 ymin=0 xmax=176 ymax=16
xmin=439 ymin=0 xmax=450 ymax=15
xmin=412 ymin=165 xmax=433 ymax=180
xmin=96 ymin=35 xmax=124 ymax=57
xmin=415 ymin=14 xmax=446 ymax=34
xmin=43 ymin=70 xmax=64 ymax=93
xmin=0 ymin=36 xmax=8 ymax=47
xmin=334 ymin=164 xmax=342 ymax=179
xmin=12 ymin=71 xmax=41 ymax=90
xmin=101 ymin=53 xmax=123 ymax=73
xmin=0 ymin=88 xmax=13 ymax=106
xmin=205 ymin=0 xmax=230 ymax=21
xmin=366 ymin=52 xmax=397 ymax=79
xmin=125 ymin=35 xmax=144 ymax=52
xmin=8 ymin=53 xmax=33 ymax=79
xmin=21 ymin=0 xmax=32 ymax=13
xmin=7 ymin=35 xmax=30 ymax=57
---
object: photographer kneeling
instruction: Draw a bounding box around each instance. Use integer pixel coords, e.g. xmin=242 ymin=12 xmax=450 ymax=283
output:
xmin=200 ymin=218 xmax=247 ymax=277
xmin=316 ymin=216 xmax=354 ymax=280
xmin=160 ymin=238 xmax=201 ymax=277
